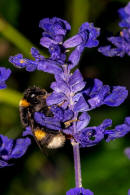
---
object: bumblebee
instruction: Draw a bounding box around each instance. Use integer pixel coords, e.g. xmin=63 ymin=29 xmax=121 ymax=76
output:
xmin=19 ymin=86 xmax=66 ymax=149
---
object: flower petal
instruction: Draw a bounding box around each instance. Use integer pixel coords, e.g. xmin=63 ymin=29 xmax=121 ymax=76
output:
xmin=76 ymin=112 xmax=90 ymax=132
xmin=66 ymin=187 xmax=94 ymax=195
xmin=37 ymin=59 xmax=63 ymax=75
xmin=34 ymin=112 xmax=61 ymax=130
xmin=104 ymin=86 xmax=128 ymax=106
xmin=74 ymin=95 xmax=89 ymax=112
xmin=47 ymin=92 xmax=67 ymax=106
xmin=11 ymin=137 xmax=31 ymax=159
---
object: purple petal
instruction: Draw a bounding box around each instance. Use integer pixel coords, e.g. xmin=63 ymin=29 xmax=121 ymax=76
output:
xmin=40 ymin=37 xmax=56 ymax=48
xmin=50 ymin=105 xmax=64 ymax=121
xmin=68 ymin=45 xmax=84 ymax=70
xmin=100 ymin=119 xmax=112 ymax=128
xmin=37 ymin=59 xmax=63 ymax=75
xmin=0 ymin=135 xmax=13 ymax=154
xmin=0 ymin=160 xmax=11 ymax=168
xmin=79 ymin=22 xmax=100 ymax=48
xmin=22 ymin=126 xmax=33 ymax=137
xmin=74 ymin=96 xmax=89 ymax=112
xmin=11 ymin=137 xmax=31 ymax=159
xmin=63 ymin=109 xmax=74 ymax=122
xmin=9 ymin=54 xmax=37 ymax=72
xmin=98 ymin=46 xmax=122 ymax=57
xmin=0 ymin=67 xmax=11 ymax=89
xmin=0 ymin=67 xmax=11 ymax=82
xmin=47 ymin=92 xmax=67 ymax=106
xmin=76 ymin=112 xmax=90 ymax=132
xmin=83 ymin=78 xmax=103 ymax=97
xmin=51 ymin=74 xmax=70 ymax=94
xmin=69 ymin=69 xmax=86 ymax=93
xmin=125 ymin=117 xmax=130 ymax=126
xmin=39 ymin=17 xmax=71 ymax=42
xmin=105 ymin=123 xmax=130 ymax=142
xmin=124 ymin=147 xmax=130 ymax=159
xmin=34 ymin=112 xmax=61 ymax=130
xmin=63 ymin=34 xmax=82 ymax=48
xmin=75 ymin=119 xmax=111 ymax=147
xmin=104 ymin=86 xmax=128 ymax=107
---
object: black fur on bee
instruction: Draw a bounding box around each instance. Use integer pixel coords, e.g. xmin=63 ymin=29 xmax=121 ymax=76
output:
xmin=19 ymin=86 xmax=65 ymax=149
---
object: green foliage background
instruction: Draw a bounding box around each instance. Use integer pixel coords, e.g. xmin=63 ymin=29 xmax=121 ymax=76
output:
xmin=0 ymin=0 xmax=130 ymax=194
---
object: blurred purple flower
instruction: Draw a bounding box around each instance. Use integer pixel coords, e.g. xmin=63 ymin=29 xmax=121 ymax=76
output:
xmin=98 ymin=29 xmax=130 ymax=57
xmin=118 ymin=2 xmax=130 ymax=28
xmin=128 ymin=189 xmax=130 ymax=195
xmin=98 ymin=2 xmax=130 ymax=57
xmin=66 ymin=187 xmax=94 ymax=195
xmin=0 ymin=135 xmax=31 ymax=167
xmin=124 ymin=147 xmax=130 ymax=159
xmin=0 ymin=67 xmax=11 ymax=89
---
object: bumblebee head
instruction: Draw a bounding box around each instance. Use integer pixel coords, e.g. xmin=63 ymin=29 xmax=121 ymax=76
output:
xmin=20 ymin=87 xmax=47 ymax=111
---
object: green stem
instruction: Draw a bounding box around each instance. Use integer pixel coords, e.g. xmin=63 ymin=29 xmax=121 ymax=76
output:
xmin=0 ymin=88 xmax=22 ymax=107
xmin=0 ymin=18 xmax=47 ymax=58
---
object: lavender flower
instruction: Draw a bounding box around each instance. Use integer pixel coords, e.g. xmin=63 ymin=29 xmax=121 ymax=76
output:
xmin=9 ymin=16 xmax=129 ymax=154
xmin=0 ymin=135 xmax=31 ymax=167
xmin=66 ymin=187 xmax=94 ymax=195
xmin=128 ymin=189 xmax=130 ymax=195
xmin=9 ymin=16 xmax=129 ymax=193
xmin=0 ymin=67 xmax=11 ymax=89
xmin=0 ymin=65 xmax=31 ymax=167
xmin=98 ymin=2 xmax=130 ymax=57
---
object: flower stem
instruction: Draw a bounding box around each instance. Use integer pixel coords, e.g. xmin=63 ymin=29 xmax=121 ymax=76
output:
xmin=72 ymin=141 xmax=82 ymax=188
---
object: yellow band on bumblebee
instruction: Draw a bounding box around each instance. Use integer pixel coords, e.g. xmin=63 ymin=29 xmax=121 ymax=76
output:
xmin=19 ymin=99 xmax=30 ymax=107
xmin=34 ymin=129 xmax=46 ymax=140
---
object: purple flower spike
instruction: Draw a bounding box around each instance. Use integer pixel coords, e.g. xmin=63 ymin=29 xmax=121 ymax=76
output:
xmin=0 ymin=135 xmax=31 ymax=167
xmin=0 ymin=67 xmax=11 ymax=89
xmin=66 ymin=187 xmax=94 ymax=195
xmin=128 ymin=189 xmax=130 ymax=195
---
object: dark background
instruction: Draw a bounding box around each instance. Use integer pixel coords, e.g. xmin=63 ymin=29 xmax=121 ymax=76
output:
xmin=0 ymin=0 xmax=130 ymax=194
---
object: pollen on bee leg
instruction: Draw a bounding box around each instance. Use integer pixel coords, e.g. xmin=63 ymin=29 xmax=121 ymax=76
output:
xmin=19 ymin=99 xmax=30 ymax=107
xmin=20 ymin=59 xmax=25 ymax=63
xmin=34 ymin=129 xmax=46 ymax=141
